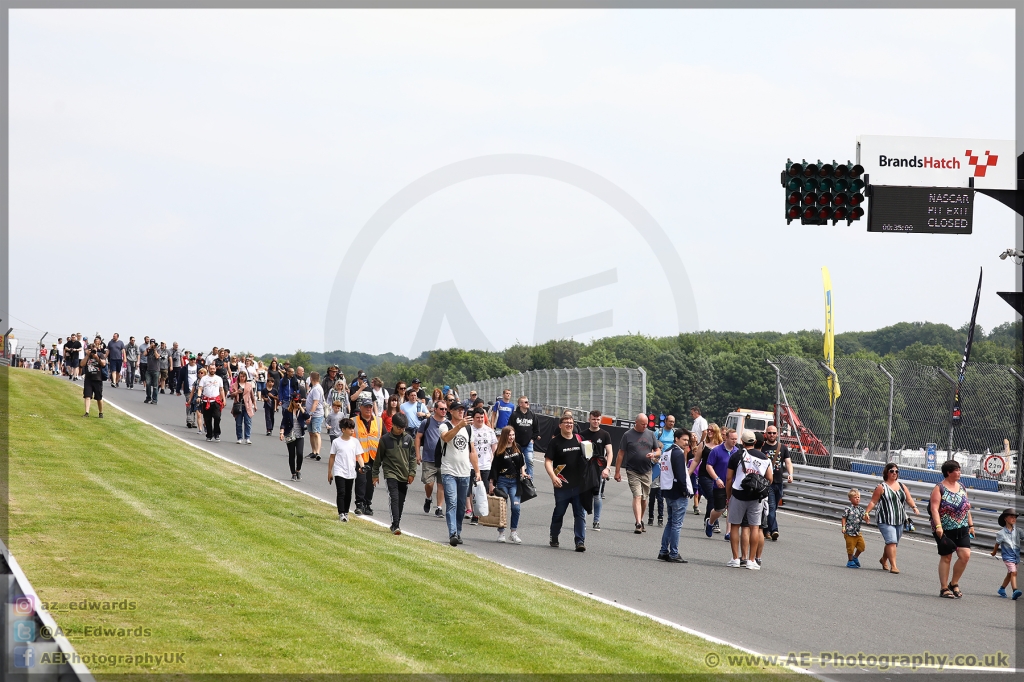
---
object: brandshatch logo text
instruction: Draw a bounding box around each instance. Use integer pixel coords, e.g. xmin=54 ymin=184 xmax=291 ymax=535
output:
xmin=876 ymin=150 xmax=999 ymax=177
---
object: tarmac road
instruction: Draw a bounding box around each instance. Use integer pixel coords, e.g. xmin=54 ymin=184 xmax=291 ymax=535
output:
xmin=97 ymin=380 xmax=1018 ymax=674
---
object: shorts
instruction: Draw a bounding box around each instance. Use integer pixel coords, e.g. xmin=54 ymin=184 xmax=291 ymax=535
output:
xmin=109 ymin=359 xmax=123 ymax=373
xmin=935 ymin=526 xmax=971 ymax=555
xmin=728 ymin=496 xmax=764 ymax=526
xmin=711 ymin=486 xmax=727 ymax=511
xmin=1005 ymin=561 xmax=1018 ymax=574
xmin=309 ymin=414 xmax=324 ymax=433
xmin=844 ymin=534 xmax=866 ymax=555
xmin=83 ymin=378 xmax=104 ymax=401
xmin=421 ymin=461 xmax=440 ymax=486
xmin=878 ymin=523 xmax=903 ymax=545
xmin=626 ymin=470 xmax=652 ymax=500
xmin=159 ymin=369 xmax=168 ymax=381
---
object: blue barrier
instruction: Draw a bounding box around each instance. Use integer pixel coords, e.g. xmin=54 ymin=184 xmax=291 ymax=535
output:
xmin=848 ymin=462 xmax=998 ymax=492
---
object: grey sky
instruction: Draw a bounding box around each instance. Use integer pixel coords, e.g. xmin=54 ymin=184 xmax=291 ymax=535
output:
xmin=10 ymin=9 xmax=1016 ymax=355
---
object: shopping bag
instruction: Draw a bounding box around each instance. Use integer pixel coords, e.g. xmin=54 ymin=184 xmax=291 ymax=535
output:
xmin=472 ymin=481 xmax=489 ymax=517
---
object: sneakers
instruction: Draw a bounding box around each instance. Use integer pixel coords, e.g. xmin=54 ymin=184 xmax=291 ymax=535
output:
xmin=727 ymin=558 xmax=742 ymax=568
xmin=635 ymin=523 xmax=643 ymax=535
xmin=144 ymin=399 xmax=151 ymax=404
xmin=470 ymin=516 xmax=479 ymax=526
xmin=657 ymin=553 xmax=669 ymax=561
xmin=237 ymin=439 xmax=243 ymax=444
xmin=341 ymin=513 xmax=348 ymax=522
xmin=424 ymin=498 xmax=432 ymax=514
xmin=549 ymin=537 xmax=560 ymax=548
xmin=853 ymin=557 xmax=861 ymax=568
xmin=575 ymin=542 xmax=586 ymax=552
xmin=497 ymin=530 xmax=507 ymax=543
xmin=354 ymin=505 xmax=364 ymax=516
xmin=365 ymin=507 xmax=374 ymax=516
xmin=647 ymin=517 xmax=654 ymax=527
xmin=771 ymin=531 xmax=779 ymax=541
xmin=592 ymin=521 xmax=601 ymax=531
xmin=450 ymin=534 xmax=459 ymax=547
xmin=214 ymin=437 xmax=220 ymax=442
xmin=295 ymin=472 xmax=301 ymax=481
xmin=464 ymin=510 xmax=472 ymax=520
xmin=98 ymin=413 xmax=103 ymax=418
xmin=456 ymin=535 xmax=463 ymax=545
xmin=1014 ymin=590 xmax=1022 ymax=601
xmin=847 ymin=560 xmax=857 ymax=568
xmin=657 ymin=518 xmax=664 ymax=527
xmin=704 ymin=519 xmax=714 ymax=538
xmin=291 ymin=474 xmax=298 ymax=481
xmin=306 ymin=453 xmax=316 ymax=459
xmin=510 ymin=531 xmax=522 ymax=544
xmin=338 ymin=513 xmax=344 ymax=521
xmin=755 ymin=558 xmax=762 ymax=566
xmin=246 ymin=439 xmax=252 ymax=445
xmin=83 ymin=412 xmax=89 ymax=417
xmin=724 ymin=533 xmax=731 ymax=541
xmin=746 ymin=560 xmax=761 ymax=570
xmin=392 ymin=528 xmax=402 ymax=536
xmin=666 ymin=555 xmax=688 ymax=563
xmin=314 ymin=455 xmax=321 ymax=461
xmin=266 ymin=431 xmax=272 ymax=436
xmin=713 ymin=521 xmax=722 ymax=534
xmin=998 ymin=586 xmax=1008 ymax=598
xmin=641 ymin=522 xmax=646 ymax=533
xmin=434 ymin=507 xmax=444 ymax=518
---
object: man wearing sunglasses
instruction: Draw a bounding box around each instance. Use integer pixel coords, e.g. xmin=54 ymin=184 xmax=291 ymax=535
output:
xmin=760 ymin=426 xmax=792 ymax=541
xmin=509 ymin=396 xmax=540 ymax=478
xmin=416 ymin=399 xmax=450 ymax=517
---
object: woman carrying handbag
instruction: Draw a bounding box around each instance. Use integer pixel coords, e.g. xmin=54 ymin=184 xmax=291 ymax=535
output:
xmin=232 ymin=371 xmax=256 ymax=444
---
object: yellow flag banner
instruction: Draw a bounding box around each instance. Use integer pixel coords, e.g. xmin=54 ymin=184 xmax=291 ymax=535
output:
xmin=822 ymin=267 xmax=841 ymax=404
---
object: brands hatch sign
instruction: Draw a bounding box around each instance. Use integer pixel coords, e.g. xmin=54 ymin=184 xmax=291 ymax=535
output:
xmin=857 ymin=135 xmax=1016 ymax=190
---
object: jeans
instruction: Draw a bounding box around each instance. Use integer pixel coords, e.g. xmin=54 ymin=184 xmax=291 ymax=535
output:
xmin=523 ymin=441 xmax=535 ymax=478
xmin=354 ymin=465 xmax=375 ymax=508
xmin=495 ymin=476 xmax=521 ymax=529
xmin=550 ymin=485 xmax=586 ymax=546
xmin=659 ymin=496 xmax=689 ymax=558
xmin=235 ymin=411 xmax=252 ymax=440
xmin=386 ymin=478 xmax=408 ymax=528
xmin=593 ymin=484 xmax=603 ymax=524
xmin=649 ymin=486 xmax=664 ymax=521
xmin=125 ymin=361 xmax=136 ymax=388
xmin=264 ymin=403 xmax=276 ymax=433
xmin=146 ymin=370 xmax=160 ymax=402
xmin=256 ymin=381 xmax=266 ymax=397
xmin=767 ymin=481 xmax=784 ymax=533
xmin=442 ymin=474 xmax=471 ymax=537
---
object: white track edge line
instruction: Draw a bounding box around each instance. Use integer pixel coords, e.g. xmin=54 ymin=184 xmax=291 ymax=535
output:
xmin=101 ymin=398 xmax=835 ymax=679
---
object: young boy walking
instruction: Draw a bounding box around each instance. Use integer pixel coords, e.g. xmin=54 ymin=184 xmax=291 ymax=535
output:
xmin=992 ymin=509 xmax=1024 ymax=599
xmin=326 ymin=400 xmax=344 ymax=446
xmin=372 ymin=412 xmax=418 ymax=535
xmin=841 ymin=488 xmax=868 ymax=568
xmin=327 ymin=418 xmax=364 ymax=522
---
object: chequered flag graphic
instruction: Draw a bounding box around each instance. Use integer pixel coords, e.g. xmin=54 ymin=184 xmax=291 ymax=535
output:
xmin=965 ymin=149 xmax=999 ymax=177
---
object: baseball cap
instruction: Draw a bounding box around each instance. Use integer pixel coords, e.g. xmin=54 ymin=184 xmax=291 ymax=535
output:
xmin=740 ymin=429 xmax=757 ymax=445
xmin=412 ymin=378 xmax=421 ymax=383
xmin=357 ymin=370 xmax=367 ymax=378
xmin=449 ymin=402 xmax=466 ymax=412
xmin=358 ymin=395 xmax=373 ymax=407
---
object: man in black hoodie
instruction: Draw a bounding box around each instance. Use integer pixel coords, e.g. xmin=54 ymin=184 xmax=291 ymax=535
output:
xmin=508 ymin=396 xmax=540 ymax=477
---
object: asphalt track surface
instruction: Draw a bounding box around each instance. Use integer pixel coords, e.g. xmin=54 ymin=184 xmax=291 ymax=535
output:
xmin=92 ymin=380 xmax=1018 ymax=674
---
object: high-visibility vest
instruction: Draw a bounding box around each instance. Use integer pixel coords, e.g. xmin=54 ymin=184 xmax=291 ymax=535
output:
xmin=356 ymin=416 xmax=383 ymax=461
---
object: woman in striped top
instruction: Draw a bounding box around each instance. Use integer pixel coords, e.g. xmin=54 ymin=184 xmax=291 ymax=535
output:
xmin=865 ymin=462 xmax=920 ymax=574
xmin=929 ymin=459 xmax=974 ymax=599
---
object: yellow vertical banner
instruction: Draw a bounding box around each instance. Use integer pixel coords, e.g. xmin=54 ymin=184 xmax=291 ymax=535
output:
xmin=822 ymin=267 xmax=841 ymax=404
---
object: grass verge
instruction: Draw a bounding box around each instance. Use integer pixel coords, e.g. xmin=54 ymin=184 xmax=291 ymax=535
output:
xmin=9 ymin=369 xmax=796 ymax=678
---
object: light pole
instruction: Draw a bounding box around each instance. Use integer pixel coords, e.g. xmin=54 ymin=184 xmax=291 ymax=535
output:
xmin=818 ymin=360 xmax=838 ymax=468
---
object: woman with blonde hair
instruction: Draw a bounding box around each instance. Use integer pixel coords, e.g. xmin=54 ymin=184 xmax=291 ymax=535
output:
xmin=696 ymin=423 xmax=723 ymax=526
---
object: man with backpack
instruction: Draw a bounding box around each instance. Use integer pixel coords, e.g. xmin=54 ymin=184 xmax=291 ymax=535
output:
xmin=372 ymin=412 xmax=418 ymax=535
xmin=437 ymin=402 xmax=481 ymax=546
xmin=725 ymin=429 xmax=774 ymax=569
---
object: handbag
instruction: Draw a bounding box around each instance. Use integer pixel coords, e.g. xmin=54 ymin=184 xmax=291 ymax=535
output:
xmin=739 ymin=453 xmax=771 ymax=499
xmin=519 ymin=475 xmax=538 ymax=503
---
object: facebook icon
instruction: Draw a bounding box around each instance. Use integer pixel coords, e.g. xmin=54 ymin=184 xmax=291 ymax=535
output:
xmin=14 ymin=646 xmax=36 ymax=668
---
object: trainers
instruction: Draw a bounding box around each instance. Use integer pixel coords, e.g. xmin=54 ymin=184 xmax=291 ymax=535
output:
xmin=497 ymin=530 xmax=507 ymax=543
xmin=237 ymin=439 xmax=243 ymax=444
xmin=771 ymin=531 xmax=779 ymax=541
xmin=755 ymin=558 xmax=762 ymax=566
xmin=657 ymin=518 xmax=664 ymax=527
xmin=1014 ymin=590 xmax=1022 ymax=601
xmin=657 ymin=553 xmax=669 ymax=561
xmin=291 ymin=474 xmax=297 ymax=481
xmin=98 ymin=413 xmax=103 ymax=418
xmin=214 ymin=437 xmax=220 ymax=442
xmin=470 ymin=516 xmax=479 ymax=525
xmin=510 ymin=531 xmax=522 ymax=544
xmin=747 ymin=560 xmax=761 ymax=570
xmin=713 ymin=521 xmax=722 ymax=534
xmin=144 ymin=399 xmax=151 ymax=404
xmin=365 ymin=507 xmax=374 ymax=516
xmin=354 ymin=505 xmax=364 ymax=516
xmin=393 ymin=528 xmax=401 ymax=536
xmin=83 ymin=412 xmax=89 ymax=417
xmin=740 ymin=559 xmax=747 ymax=567
xmin=464 ymin=510 xmax=472 ymax=520
xmin=575 ymin=542 xmax=586 ymax=552
xmin=998 ymin=586 xmax=1008 ymax=598
xmin=266 ymin=431 xmax=272 ymax=436
xmin=450 ymin=534 xmax=459 ymax=547
xmin=847 ymin=560 xmax=857 ymax=568
xmin=295 ymin=472 xmax=301 ymax=480
xmin=246 ymin=439 xmax=251 ymax=444
xmin=434 ymin=507 xmax=444 ymax=518
xmin=641 ymin=522 xmax=646 ymax=533
xmin=341 ymin=514 xmax=348 ymax=522
xmin=647 ymin=518 xmax=654 ymax=527
xmin=724 ymin=532 xmax=731 ymax=541
xmin=727 ymin=558 xmax=742 ymax=568
xmin=704 ymin=519 xmax=714 ymax=538
xmin=853 ymin=557 xmax=861 ymax=568
xmin=315 ymin=455 xmax=321 ymax=461
xmin=549 ymin=537 xmax=559 ymax=548
xmin=338 ymin=513 xmax=344 ymax=521
xmin=667 ymin=555 xmax=688 ymax=563
xmin=456 ymin=535 xmax=463 ymax=545
xmin=635 ymin=523 xmax=643 ymax=534
xmin=424 ymin=498 xmax=432 ymax=513
xmin=592 ymin=521 xmax=601 ymax=531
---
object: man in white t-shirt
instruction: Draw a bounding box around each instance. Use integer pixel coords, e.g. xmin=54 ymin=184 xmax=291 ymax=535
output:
xmin=725 ymin=429 xmax=773 ymax=569
xmin=198 ymin=371 xmax=226 ymax=442
xmin=306 ymin=372 xmax=325 ymax=460
xmin=186 ymin=355 xmax=199 ymax=392
xmin=468 ymin=407 xmax=498 ymax=524
xmin=438 ymin=402 xmax=481 ymax=546
xmin=690 ymin=406 xmax=708 ymax=445
xmin=370 ymin=377 xmax=389 ymax=415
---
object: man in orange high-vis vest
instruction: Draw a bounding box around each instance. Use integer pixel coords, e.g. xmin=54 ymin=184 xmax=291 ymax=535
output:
xmin=354 ymin=395 xmax=383 ymax=516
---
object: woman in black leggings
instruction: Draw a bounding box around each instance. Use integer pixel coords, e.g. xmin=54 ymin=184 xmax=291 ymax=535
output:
xmin=280 ymin=396 xmax=307 ymax=481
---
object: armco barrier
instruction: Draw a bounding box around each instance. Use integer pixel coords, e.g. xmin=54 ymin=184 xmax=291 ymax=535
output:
xmin=784 ymin=464 xmax=1018 ymax=545
xmin=2 ymin=539 xmax=93 ymax=680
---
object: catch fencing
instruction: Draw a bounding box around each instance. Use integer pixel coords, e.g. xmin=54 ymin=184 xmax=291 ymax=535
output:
xmin=769 ymin=355 xmax=1023 ymax=490
xmin=456 ymin=367 xmax=647 ymax=421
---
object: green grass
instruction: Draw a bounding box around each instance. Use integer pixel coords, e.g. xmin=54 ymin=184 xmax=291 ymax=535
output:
xmin=8 ymin=369 xmax=795 ymax=677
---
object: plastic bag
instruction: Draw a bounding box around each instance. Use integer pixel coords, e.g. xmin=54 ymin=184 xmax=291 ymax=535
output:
xmin=472 ymin=480 xmax=489 ymax=517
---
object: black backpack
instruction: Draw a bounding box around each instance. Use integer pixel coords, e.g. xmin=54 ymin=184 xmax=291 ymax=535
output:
xmin=739 ymin=452 xmax=771 ymax=499
xmin=433 ymin=421 xmax=472 ymax=467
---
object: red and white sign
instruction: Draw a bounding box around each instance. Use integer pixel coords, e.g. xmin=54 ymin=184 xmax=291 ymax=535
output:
xmin=983 ymin=454 xmax=1007 ymax=477
xmin=857 ymin=135 xmax=1016 ymax=190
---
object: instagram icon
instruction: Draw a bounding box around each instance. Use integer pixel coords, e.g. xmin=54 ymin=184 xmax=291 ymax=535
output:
xmin=11 ymin=596 xmax=35 ymax=617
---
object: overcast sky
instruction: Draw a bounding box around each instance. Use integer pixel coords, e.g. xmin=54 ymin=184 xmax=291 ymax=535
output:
xmin=10 ymin=9 xmax=1017 ymax=356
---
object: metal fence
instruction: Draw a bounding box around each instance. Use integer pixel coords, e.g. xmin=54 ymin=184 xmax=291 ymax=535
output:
xmin=770 ymin=355 xmax=1023 ymax=488
xmin=456 ymin=367 xmax=647 ymax=420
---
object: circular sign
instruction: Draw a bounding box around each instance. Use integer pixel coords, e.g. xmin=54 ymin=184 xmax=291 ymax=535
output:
xmin=983 ymin=454 xmax=1007 ymax=477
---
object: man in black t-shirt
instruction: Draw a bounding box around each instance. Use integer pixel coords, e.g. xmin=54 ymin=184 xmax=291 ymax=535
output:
xmin=81 ymin=336 xmax=107 ymax=417
xmin=65 ymin=334 xmax=83 ymax=381
xmin=580 ymin=410 xmax=613 ymax=531
xmin=546 ymin=414 xmax=588 ymax=552
xmin=761 ymin=425 xmax=792 ymax=541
